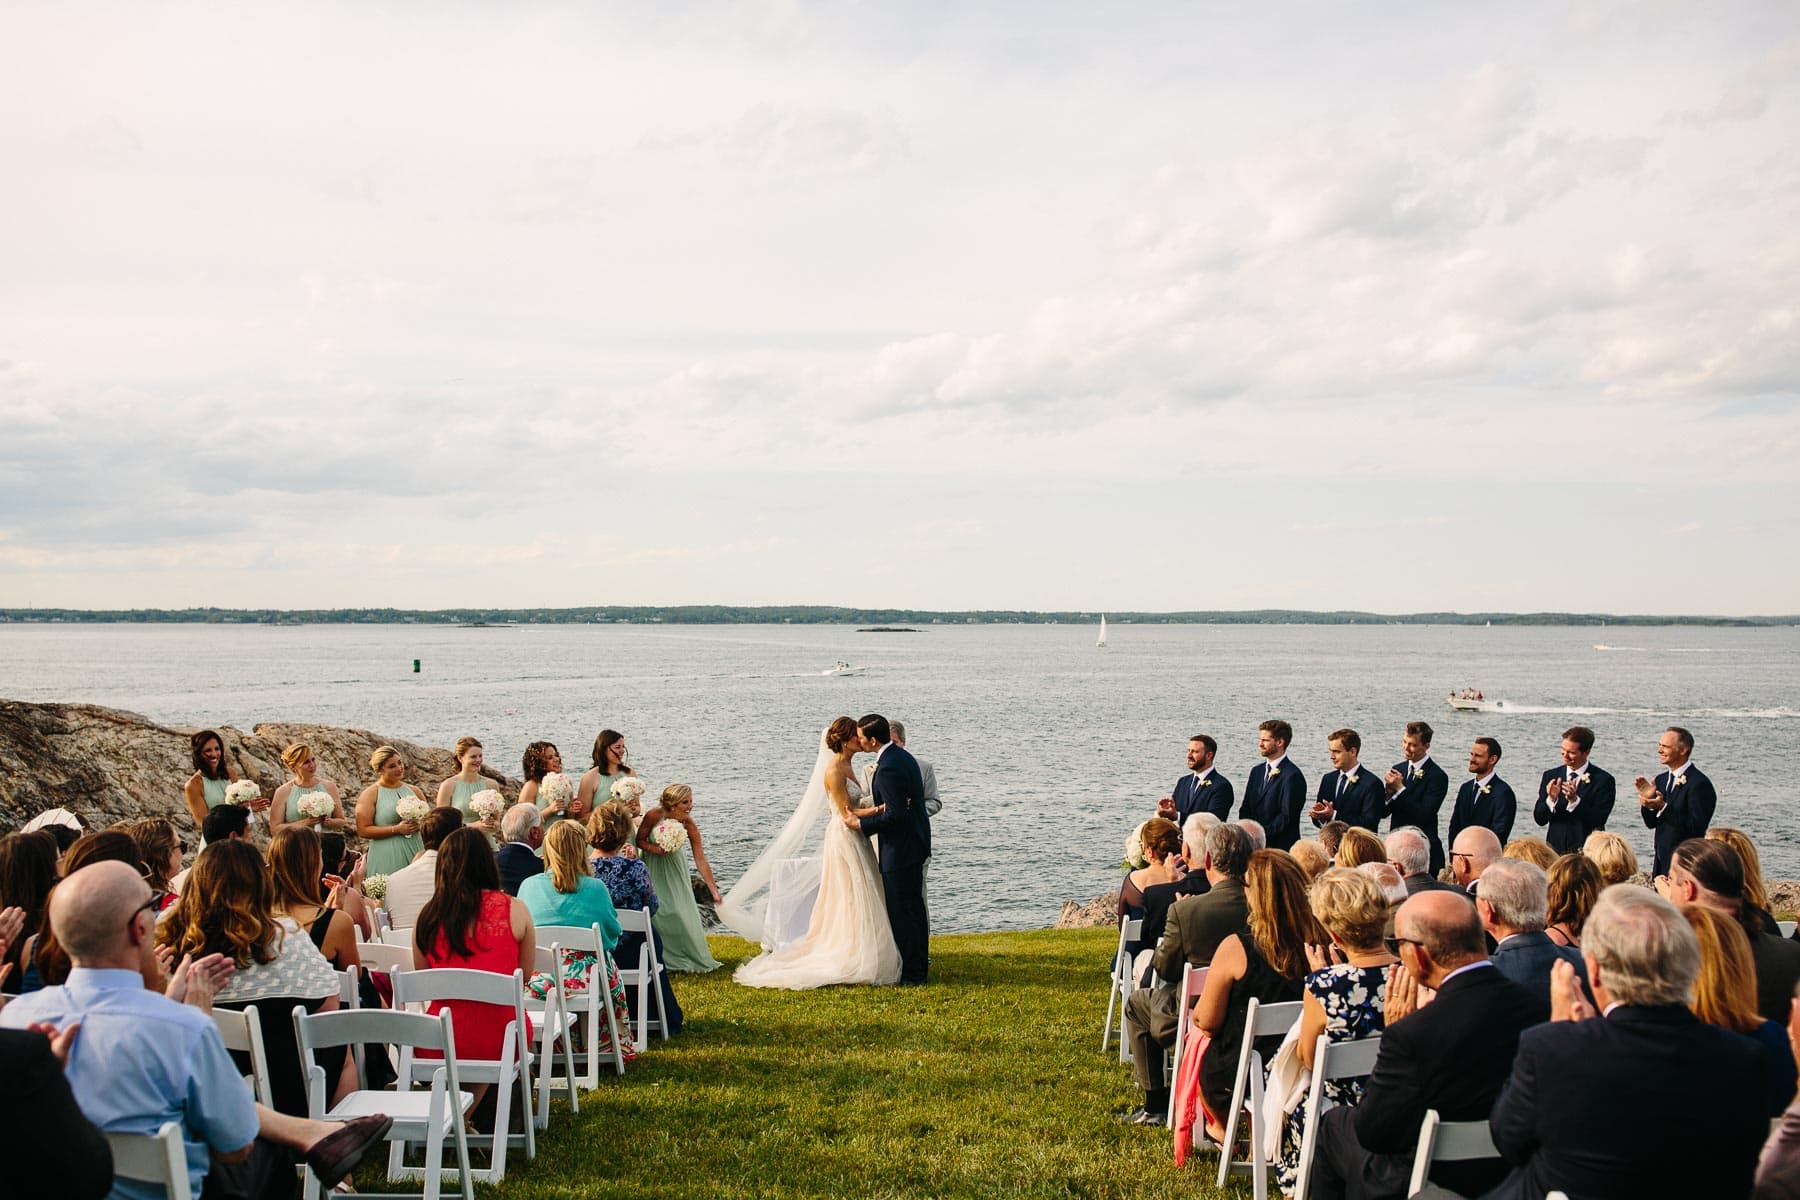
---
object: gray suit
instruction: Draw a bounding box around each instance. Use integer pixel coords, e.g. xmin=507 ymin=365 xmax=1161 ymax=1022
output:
xmin=1123 ymin=878 xmax=1248 ymax=1093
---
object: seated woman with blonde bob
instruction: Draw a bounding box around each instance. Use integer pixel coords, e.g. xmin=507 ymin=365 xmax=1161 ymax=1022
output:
xmin=1581 ymin=830 xmax=1638 ymax=887
xmin=1502 ymin=835 xmax=1558 ymax=871
xmin=1332 ymin=827 xmax=1386 ymax=869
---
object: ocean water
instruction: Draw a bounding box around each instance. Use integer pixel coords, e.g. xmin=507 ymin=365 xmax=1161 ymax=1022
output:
xmin=2 ymin=621 xmax=1797 ymax=932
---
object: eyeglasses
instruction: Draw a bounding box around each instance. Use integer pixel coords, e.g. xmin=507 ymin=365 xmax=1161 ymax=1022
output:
xmin=127 ymin=895 xmax=159 ymax=930
xmin=1449 ymin=852 xmax=1472 ymax=863
xmin=1383 ymin=935 xmax=1422 ymax=955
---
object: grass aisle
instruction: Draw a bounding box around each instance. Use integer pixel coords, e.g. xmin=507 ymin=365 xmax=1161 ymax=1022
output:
xmin=459 ymin=926 xmax=1248 ymax=1198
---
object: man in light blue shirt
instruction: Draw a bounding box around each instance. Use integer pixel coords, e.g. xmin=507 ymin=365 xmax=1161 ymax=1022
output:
xmin=0 ymin=860 xmax=389 ymax=1199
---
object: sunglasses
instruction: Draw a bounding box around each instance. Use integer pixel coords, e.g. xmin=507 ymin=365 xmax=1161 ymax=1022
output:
xmin=1383 ymin=935 xmax=1422 ymax=956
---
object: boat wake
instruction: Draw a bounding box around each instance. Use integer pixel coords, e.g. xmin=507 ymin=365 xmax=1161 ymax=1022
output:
xmin=1462 ymin=703 xmax=1798 ymax=720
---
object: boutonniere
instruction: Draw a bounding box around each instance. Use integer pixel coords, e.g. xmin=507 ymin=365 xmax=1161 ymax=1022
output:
xmin=1479 ymin=784 xmax=1492 ymax=795
xmin=1268 ymin=765 xmax=1281 ymax=779
xmin=1199 ymin=779 xmax=1213 ymax=788
xmin=1347 ymin=772 xmax=1359 ymax=785
xmin=1672 ymin=774 xmax=1687 ymax=788
xmin=1579 ymin=773 xmax=1591 ymax=785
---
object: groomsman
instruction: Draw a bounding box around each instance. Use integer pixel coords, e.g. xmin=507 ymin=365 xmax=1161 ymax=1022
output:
xmin=1384 ymin=721 xmax=1449 ymax=876
xmin=1241 ymin=719 xmax=1306 ymax=851
xmin=1532 ymin=725 xmax=1616 ymax=854
xmin=1157 ymin=735 xmax=1234 ymax=825
xmin=1637 ymin=725 xmax=1717 ymax=877
xmin=1447 ymin=737 xmax=1515 ymax=846
xmin=1310 ymin=728 xmax=1384 ymax=832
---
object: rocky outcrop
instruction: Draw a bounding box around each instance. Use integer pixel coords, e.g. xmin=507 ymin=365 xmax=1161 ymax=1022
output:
xmin=1056 ymin=893 xmax=1119 ymax=929
xmin=0 ymin=700 xmax=518 ymax=836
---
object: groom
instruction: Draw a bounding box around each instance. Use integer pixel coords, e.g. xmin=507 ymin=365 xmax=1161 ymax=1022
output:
xmin=844 ymin=713 xmax=932 ymax=984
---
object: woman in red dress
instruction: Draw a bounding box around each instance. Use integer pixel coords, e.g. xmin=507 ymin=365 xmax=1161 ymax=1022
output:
xmin=414 ymin=826 xmax=536 ymax=1066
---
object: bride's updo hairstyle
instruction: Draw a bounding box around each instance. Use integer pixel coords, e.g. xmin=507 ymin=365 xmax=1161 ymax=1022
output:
xmin=825 ymin=717 xmax=859 ymax=754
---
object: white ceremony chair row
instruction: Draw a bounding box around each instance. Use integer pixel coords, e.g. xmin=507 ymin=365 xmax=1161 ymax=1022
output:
xmin=1165 ymin=965 xmax=1209 ymax=1128
xmin=615 ymin=908 xmax=672 ymax=1053
xmin=537 ymin=923 xmax=631 ymax=1086
xmin=1215 ymin=997 xmax=1305 ymax=1200
xmin=104 ymin=1122 xmax=191 ymax=1200
xmin=1101 ymin=917 xmax=1143 ymax=1058
xmin=1407 ymin=1108 xmax=1500 ymax=1198
xmin=1293 ymin=1031 xmax=1383 ymax=1200
xmin=294 ymin=1005 xmax=475 ymax=1200
xmin=211 ymin=1004 xmax=275 ymax=1109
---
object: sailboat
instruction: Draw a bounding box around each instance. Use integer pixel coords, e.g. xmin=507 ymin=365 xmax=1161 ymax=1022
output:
xmin=1096 ymin=614 xmax=1108 ymax=648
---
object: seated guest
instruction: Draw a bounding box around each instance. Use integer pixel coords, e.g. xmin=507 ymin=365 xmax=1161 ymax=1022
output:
xmin=1139 ymin=814 xmax=1216 ymax=952
xmin=1192 ymin=849 xmax=1324 ymax=1140
xmin=1237 ymin=819 xmax=1268 ymax=850
xmin=268 ymin=827 xmax=362 ymax=974
xmin=1681 ymin=904 xmax=1796 ymax=1117
xmin=0 ymin=860 xmax=390 ymax=1199
xmin=200 ymin=802 xmax=253 ymax=846
xmin=1544 ymin=853 xmax=1602 ymax=949
xmin=385 ymin=806 xmax=463 ymax=930
xmin=1450 ymin=826 xmax=1501 ymax=894
xmin=1317 ymin=820 xmax=1349 ymax=861
xmin=1384 ymin=826 xmax=1459 ymax=897
xmin=1119 ymin=822 xmax=1254 ymax=1124
xmin=1120 ymin=818 xmax=1184 ymax=947
xmin=1272 ymin=869 xmax=1394 ymax=1198
xmin=519 ymin=820 xmax=634 ymax=1062
xmin=0 ymin=830 xmax=61 ymax=992
xmin=497 ymin=803 xmax=546 ymax=897
xmin=1709 ymin=826 xmax=1780 ymax=935
xmin=1291 ymin=839 xmax=1330 ymax=881
xmin=1759 ymin=997 xmax=1800 ymax=1198
xmin=1333 ymin=827 xmax=1386 ymax=869
xmin=1357 ymin=861 xmax=1408 ymax=915
xmin=590 ymin=801 xmax=683 ymax=1036
xmin=127 ymin=818 xmax=184 ymax=912
xmin=0 ymin=1025 xmax=112 ymax=1200
xmin=1502 ymin=835 xmax=1558 ymax=871
xmin=27 ymin=831 xmax=150 ymax=991
xmin=1660 ymin=837 xmax=1800 ymax=1025
xmin=317 ymin=831 xmax=375 ymax=940
xmin=1581 ymin=829 xmax=1638 ymax=887
xmin=1487 ymin=887 xmax=1768 ymax=1200
xmin=414 ymin=827 xmax=535 ymax=1103
xmin=160 ymin=839 xmax=349 ymax=1115
xmin=1479 ymin=857 xmax=1586 ymax=1019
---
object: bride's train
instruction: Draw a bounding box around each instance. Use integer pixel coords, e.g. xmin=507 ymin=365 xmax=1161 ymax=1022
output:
xmin=733 ymin=816 xmax=901 ymax=989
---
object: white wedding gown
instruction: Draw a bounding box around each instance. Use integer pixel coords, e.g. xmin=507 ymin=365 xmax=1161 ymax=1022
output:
xmin=732 ymin=773 xmax=903 ymax=990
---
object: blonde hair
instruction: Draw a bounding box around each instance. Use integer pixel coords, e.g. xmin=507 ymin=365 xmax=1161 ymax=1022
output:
xmin=1310 ymin=867 xmax=1389 ymax=953
xmin=1582 ymin=831 xmax=1638 ymax=886
xmin=369 ymin=745 xmax=401 ymax=773
xmin=590 ymin=802 xmax=635 ymax=853
xmin=1503 ymin=836 xmax=1558 ymax=871
xmin=1334 ymin=827 xmax=1386 ymax=869
xmin=452 ymin=736 xmax=483 ymax=766
xmin=280 ymin=742 xmax=312 ymax=772
xmin=659 ymin=783 xmax=693 ymax=810
xmin=1707 ymin=828 xmax=1770 ymax=913
xmin=1291 ymin=840 xmax=1330 ymax=881
xmin=543 ymin=820 xmax=590 ymax=894
xmin=1681 ymin=903 xmax=1762 ymax=1034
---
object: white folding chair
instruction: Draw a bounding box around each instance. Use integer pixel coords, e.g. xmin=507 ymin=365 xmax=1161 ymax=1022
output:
xmin=1215 ymin=998 xmax=1306 ymax=1200
xmin=1164 ymin=965 xmax=1209 ymax=1127
xmin=293 ymin=1005 xmax=474 ymax=1200
xmin=1407 ymin=1107 xmax=1500 ymax=1197
xmin=526 ymin=942 xmax=581 ymax=1124
xmin=615 ymin=908 xmax=671 ymax=1052
xmin=1294 ymin=1032 xmax=1383 ymax=1200
xmin=380 ymin=926 xmax=416 ymax=947
xmin=211 ymin=1004 xmax=275 ymax=1108
xmin=1102 ymin=918 xmax=1144 ymax=1057
xmin=357 ymin=942 xmax=415 ymax=976
xmin=537 ymin=923 xmax=629 ymax=1086
xmin=390 ymin=967 xmax=537 ymax=1183
xmin=104 ymin=1122 xmax=191 ymax=1200
xmin=1780 ymin=920 xmax=1796 ymax=938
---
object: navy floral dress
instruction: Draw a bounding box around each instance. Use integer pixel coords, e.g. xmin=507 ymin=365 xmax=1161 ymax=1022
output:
xmin=593 ymin=855 xmax=659 ymax=914
xmin=1274 ymin=962 xmax=1388 ymax=1195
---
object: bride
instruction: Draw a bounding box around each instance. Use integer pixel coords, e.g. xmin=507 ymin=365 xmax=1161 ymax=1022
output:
xmin=719 ymin=717 xmax=903 ymax=989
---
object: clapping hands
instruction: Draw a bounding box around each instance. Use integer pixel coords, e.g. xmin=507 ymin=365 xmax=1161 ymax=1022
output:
xmin=1550 ymin=958 xmax=1594 ymax=1022
xmin=164 ymin=952 xmax=236 ymax=1013
xmin=1634 ymin=776 xmax=1665 ymax=811
xmin=1305 ymin=942 xmax=1345 ymax=973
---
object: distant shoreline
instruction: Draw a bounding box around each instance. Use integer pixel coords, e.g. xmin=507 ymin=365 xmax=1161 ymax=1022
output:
xmin=0 ymin=606 xmax=1793 ymax=628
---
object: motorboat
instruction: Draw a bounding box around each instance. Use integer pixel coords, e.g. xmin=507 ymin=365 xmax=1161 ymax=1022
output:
xmin=1447 ymin=690 xmax=1506 ymax=713
xmin=822 ymin=661 xmax=865 ymax=677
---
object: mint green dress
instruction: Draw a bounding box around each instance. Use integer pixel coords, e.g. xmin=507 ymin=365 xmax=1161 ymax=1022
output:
xmin=201 ymin=777 xmax=231 ymax=809
xmin=448 ymin=778 xmax=484 ymax=818
xmin=365 ymin=785 xmax=425 ymax=878
xmin=283 ymin=781 xmax=337 ymax=823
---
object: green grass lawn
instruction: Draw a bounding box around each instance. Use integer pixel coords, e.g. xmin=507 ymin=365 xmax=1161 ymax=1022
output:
xmin=399 ymin=926 xmax=1250 ymax=1198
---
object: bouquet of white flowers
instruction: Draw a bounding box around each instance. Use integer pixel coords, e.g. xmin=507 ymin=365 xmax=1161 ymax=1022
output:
xmin=296 ymin=792 xmax=334 ymax=820
xmin=469 ymin=789 xmax=507 ymax=822
xmin=395 ymin=796 xmax=431 ymax=825
xmin=651 ymin=819 xmax=689 ymax=854
xmin=538 ymin=772 xmax=575 ymax=810
xmin=608 ymin=776 xmax=647 ymax=805
xmin=363 ymin=874 xmax=388 ymax=902
xmin=225 ymin=780 xmax=262 ymax=807
xmin=1123 ymin=821 xmax=1149 ymax=870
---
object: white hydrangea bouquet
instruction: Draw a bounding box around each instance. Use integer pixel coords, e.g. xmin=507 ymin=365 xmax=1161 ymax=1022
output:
xmin=608 ymin=775 xmax=647 ymax=806
xmin=651 ymin=819 xmax=689 ymax=854
xmin=225 ymin=780 xmax=262 ymax=807
xmin=296 ymin=792 xmax=334 ymax=820
xmin=395 ymin=796 xmax=431 ymax=825
xmin=469 ymin=789 xmax=507 ymax=823
xmin=538 ymin=771 xmax=575 ymax=812
xmin=1123 ymin=820 xmax=1150 ymax=870
xmin=363 ymin=874 xmax=388 ymax=902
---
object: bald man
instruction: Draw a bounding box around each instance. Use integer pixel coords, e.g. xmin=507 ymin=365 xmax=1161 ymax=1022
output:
xmin=0 ymin=860 xmax=390 ymax=1199
xmin=1450 ymin=826 xmax=1502 ymax=895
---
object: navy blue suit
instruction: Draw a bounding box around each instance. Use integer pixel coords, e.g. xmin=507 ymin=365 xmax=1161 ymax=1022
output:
xmin=1446 ymin=774 xmax=1515 ymax=846
xmin=1173 ymin=770 xmax=1234 ymax=825
xmin=1490 ymin=931 xmax=1587 ymax=1023
xmin=1640 ymin=763 xmax=1717 ymax=877
xmin=1384 ymin=757 xmax=1449 ymax=876
xmin=1241 ymin=758 xmax=1306 ymax=851
xmin=1532 ymin=762 xmax=1616 ymax=855
xmin=1312 ymin=765 xmax=1385 ymax=832
xmin=858 ymin=741 xmax=932 ymax=982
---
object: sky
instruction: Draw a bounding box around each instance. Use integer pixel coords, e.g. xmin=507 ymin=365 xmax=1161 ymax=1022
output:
xmin=1 ymin=1 xmax=1797 ymax=615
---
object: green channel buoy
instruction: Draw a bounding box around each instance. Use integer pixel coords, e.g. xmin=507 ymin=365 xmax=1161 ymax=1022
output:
xmin=413 ymin=659 xmax=421 ymax=673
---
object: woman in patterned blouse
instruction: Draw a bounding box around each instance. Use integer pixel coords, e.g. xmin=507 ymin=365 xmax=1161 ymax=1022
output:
xmin=589 ymin=802 xmax=682 ymax=1035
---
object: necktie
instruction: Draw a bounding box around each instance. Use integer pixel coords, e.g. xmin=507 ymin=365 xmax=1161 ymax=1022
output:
xmin=1337 ymin=773 xmax=1348 ymax=800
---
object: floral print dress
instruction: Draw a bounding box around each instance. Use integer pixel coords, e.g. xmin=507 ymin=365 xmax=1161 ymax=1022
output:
xmin=1274 ymin=962 xmax=1388 ymax=1196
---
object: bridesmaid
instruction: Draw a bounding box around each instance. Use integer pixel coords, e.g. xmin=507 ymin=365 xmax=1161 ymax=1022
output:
xmin=635 ymin=784 xmax=721 ymax=973
xmin=436 ymin=736 xmax=502 ymax=841
xmin=182 ymin=729 xmax=246 ymax=826
xmin=355 ymin=745 xmax=426 ymax=879
xmin=521 ymin=741 xmax=582 ymax=826
xmin=576 ymin=729 xmax=634 ymax=822
xmin=270 ymin=742 xmax=349 ymax=835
